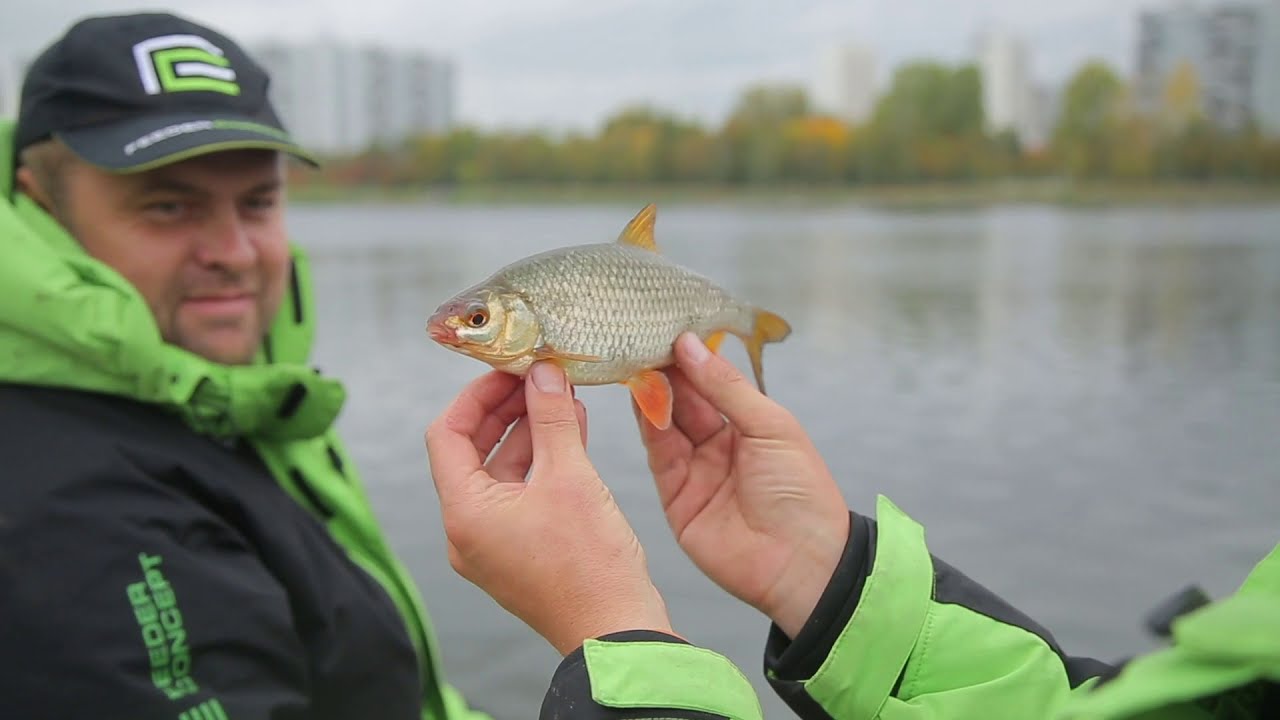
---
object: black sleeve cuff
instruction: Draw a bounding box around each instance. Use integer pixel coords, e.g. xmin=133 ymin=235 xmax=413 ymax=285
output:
xmin=765 ymin=512 xmax=875 ymax=682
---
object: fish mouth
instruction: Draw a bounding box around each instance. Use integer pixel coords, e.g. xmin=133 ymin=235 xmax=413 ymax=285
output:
xmin=427 ymin=298 xmax=482 ymax=347
xmin=426 ymin=320 xmax=460 ymax=346
xmin=426 ymin=305 xmax=462 ymax=345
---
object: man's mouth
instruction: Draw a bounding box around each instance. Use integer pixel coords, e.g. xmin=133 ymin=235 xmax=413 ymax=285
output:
xmin=182 ymin=292 xmax=255 ymax=317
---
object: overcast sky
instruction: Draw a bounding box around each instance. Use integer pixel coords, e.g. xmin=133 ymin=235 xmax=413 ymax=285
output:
xmin=3 ymin=0 xmax=1223 ymax=132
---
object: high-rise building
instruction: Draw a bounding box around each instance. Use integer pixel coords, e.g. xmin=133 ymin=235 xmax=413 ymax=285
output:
xmin=813 ymin=44 xmax=877 ymax=125
xmin=424 ymin=56 xmax=455 ymax=137
xmin=250 ymin=40 xmax=455 ymax=156
xmin=975 ymin=29 xmax=1041 ymax=148
xmin=253 ymin=41 xmax=351 ymax=155
xmin=0 ymin=54 xmax=27 ymax=121
xmin=364 ymin=47 xmax=455 ymax=148
xmin=1030 ymin=83 xmax=1063 ymax=150
xmin=1204 ymin=5 xmax=1259 ymax=133
xmin=1254 ymin=0 xmax=1280 ymax=136
xmin=1134 ymin=0 xmax=1265 ymax=133
xmin=1135 ymin=0 xmax=1206 ymax=118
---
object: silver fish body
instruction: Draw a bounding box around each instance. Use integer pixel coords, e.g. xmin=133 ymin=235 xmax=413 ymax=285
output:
xmin=477 ymin=242 xmax=757 ymax=385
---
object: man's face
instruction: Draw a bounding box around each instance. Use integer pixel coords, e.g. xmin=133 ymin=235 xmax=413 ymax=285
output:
xmin=54 ymin=149 xmax=290 ymax=365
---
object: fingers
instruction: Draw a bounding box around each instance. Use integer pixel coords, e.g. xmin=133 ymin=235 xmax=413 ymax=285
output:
xmin=631 ymin=395 xmax=694 ymax=508
xmin=666 ymin=366 xmax=728 ymax=447
xmin=487 ymin=398 xmax=589 ymax=483
xmin=486 ymin=416 xmax=533 ymax=483
xmin=671 ymin=332 xmax=787 ymax=439
xmin=432 ymin=370 xmax=523 ymax=452
xmin=574 ymin=397 xmax=588 ymax=448
xmin=473 ymin=378 xmax=531 ymax=462
xmin=525 ymin=362 xmax=588 ymax=477
xmin=427 ymin=372 xmax=522 ymax=503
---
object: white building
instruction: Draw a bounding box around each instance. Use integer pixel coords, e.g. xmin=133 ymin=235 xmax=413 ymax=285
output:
xmin=250 ymin=40 xmax=455 ymax=156
xmin=1254 ymin=0 xmax=1280 ymax=136
xmin=0 ymin=55 xmax=27 ymax=121
xmin=364 ymin=48 xmax=455 ymax=149
xmin=975 ymin=29 xmax=1042 ymax=149
xmin=813 ymin=44 xmax=877 ymax=125
xmin=253 ymin=41 xmax=349 ymax=155
xmin=1030 ymin=83 xmax=1063 ymax=149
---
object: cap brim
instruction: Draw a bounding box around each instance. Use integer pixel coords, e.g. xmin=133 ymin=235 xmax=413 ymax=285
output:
xmin=57 ymin=112 xmax=320 ymax=173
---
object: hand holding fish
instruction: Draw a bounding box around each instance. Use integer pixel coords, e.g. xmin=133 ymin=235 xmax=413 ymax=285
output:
xmin=636 ymin=333 xmax=851 ymax=641
xmin=425 ymin=363 xmax=676 ymax=656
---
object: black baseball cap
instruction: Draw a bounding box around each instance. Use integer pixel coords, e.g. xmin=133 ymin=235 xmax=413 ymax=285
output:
xmin=14 ymin=12 xmax=318 ymax=172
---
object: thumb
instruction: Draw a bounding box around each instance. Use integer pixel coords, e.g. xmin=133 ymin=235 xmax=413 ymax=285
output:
xmin=525 ymin=361 xmax=587 ymax=464
xmin=673 ymin=332 xmax=786 ymax=438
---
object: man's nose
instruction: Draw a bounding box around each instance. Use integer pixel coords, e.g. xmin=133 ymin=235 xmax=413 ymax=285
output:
xmin=194 ymin=205 xmax=256 ymax=269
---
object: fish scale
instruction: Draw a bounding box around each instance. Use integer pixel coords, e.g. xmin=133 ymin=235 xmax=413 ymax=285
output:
xmin=497 ymin=243 xmax=754 ymax=384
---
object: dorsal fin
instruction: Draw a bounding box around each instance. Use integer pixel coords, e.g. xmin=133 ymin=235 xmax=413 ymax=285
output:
xmin=617 ymin=203 xmax=659 ymax=252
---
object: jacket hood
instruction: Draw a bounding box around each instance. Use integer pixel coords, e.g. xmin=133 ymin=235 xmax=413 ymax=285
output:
xmin=0 ymin=119 xmax=345 ymax=440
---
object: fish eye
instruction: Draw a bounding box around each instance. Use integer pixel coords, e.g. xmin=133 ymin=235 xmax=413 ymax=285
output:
xmin=464 ymin=304 xmax=489 ymax=328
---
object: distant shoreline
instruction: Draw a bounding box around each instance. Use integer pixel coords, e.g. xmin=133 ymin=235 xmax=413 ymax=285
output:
xmin=285 ymin=180 xmax=1280 ymax=209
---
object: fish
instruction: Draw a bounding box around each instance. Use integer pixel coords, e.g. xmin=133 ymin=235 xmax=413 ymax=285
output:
xmin=425 ymin=203 xmax=791 ymax=430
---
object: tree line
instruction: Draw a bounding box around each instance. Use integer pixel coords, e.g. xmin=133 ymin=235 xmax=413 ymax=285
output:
xmin=292 ymin=60 xmax=1280 ymax=189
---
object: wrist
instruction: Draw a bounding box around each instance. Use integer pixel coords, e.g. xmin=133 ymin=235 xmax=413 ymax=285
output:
xmin=761 ymin=513 xmax=851 ymax=639
xmin=549 ymin=582 xmax=677 ymax=656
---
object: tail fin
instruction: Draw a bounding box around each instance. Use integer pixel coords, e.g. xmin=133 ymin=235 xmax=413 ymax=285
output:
xmin=745 ymin=309 xmax=792 ymax=394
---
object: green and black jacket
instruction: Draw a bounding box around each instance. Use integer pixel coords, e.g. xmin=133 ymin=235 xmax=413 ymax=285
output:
xmin=764 ymin=496 xmax=1279 ymax=718
xmin=0 ymin=119 xmax=761 ymax=720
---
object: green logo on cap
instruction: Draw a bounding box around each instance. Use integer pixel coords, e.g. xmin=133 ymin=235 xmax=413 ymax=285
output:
xmin=133 ymin=34 xmax=240 ymax=96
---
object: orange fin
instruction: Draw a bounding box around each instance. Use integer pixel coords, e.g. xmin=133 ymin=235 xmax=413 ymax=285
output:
xmin=534 ymin=344 xmax=605 ymax=363
xmin=704 ymin=331 xmax=726 ymax=354
xmin=625 ymin=370 xmax=672 ymax=430
xmin=616 ymin=203 xmax=660 ymax=253
xmin=745 ymin=309 xmax=792 ymax=395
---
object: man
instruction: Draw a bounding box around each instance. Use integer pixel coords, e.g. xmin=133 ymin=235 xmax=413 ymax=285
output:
xmin=0 ymin=12 xmax=762 ymax=719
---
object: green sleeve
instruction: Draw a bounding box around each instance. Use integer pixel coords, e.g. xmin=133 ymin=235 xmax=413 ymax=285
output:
xmin=438 ymin=683 xmax=493 ymax=720
xmin=541 ymin=630 xmax=765 ymax=719
xmin=767 ymin=495 xmax=1111 ymax=719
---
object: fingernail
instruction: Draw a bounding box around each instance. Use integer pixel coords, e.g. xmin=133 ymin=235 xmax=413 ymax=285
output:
xmin=678 ymin=332 xmax=711 ymax=365
xmin=531 ymin=362 xmax=565 ymax=394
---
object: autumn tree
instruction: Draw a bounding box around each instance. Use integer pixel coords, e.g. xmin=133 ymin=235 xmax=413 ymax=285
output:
xmin=780 ymin=115 xmax=850 ymax=182
xmin=1160 ymin=61 xmax=1204 ymax=134
xmin=860 ymin=61 xmax=985 ymax=181
xmin=1052 ymin=61 xmax=1125 ymax=179
xmin=720 ymin=84 xmax=811 ymax=183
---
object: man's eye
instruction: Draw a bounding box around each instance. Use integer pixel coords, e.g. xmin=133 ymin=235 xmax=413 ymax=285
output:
xmin=144 ymin=201 xmax=184 ymax=218
xmin=245 ymin=196 xmax=277 ymax=211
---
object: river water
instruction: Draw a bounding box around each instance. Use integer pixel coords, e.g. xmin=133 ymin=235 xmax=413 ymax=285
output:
xmin=288 ymin=201 xmax=1280 ymax=718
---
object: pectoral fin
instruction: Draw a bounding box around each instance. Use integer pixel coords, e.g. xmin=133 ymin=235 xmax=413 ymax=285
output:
xmin=704 ymin=331 xmax=726 ymax=354
xmin=625 ymin=370 xmax=673 ymax=430
xmin=533 ymin=344 xmax=605 ymax=363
